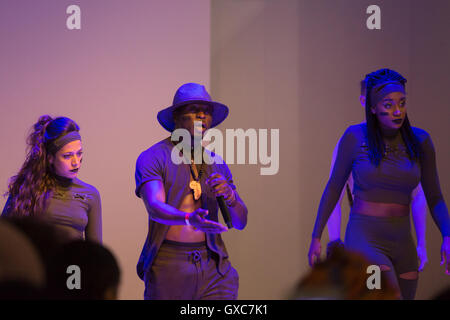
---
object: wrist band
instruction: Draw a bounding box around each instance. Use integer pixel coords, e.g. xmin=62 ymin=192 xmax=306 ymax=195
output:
xmin=185 ymin=213 xmax=191 ymax=226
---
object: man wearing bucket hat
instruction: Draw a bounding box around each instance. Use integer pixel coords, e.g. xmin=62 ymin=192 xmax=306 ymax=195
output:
xmin=134 ymin=83 xmax=248 ymax=300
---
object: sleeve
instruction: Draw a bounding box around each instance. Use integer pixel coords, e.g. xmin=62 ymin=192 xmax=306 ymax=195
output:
xmin=419 ymin=132 xmax=450 ymax=237
xmin=135 ymin=149 xmax=164 ymax=198
xmin=312 ymin=126 xmax=357 ymax=238
xmin=330 ymin=136 xmax=351 ymax=204
xmin=85 ymin=188 xmax=102 ymax=243
xmin=329 ymin=138 xmax=340 ymax=176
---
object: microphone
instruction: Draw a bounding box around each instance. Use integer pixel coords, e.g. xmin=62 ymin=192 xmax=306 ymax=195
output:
xmin=217 ymin=196 xmax=233 ymax=229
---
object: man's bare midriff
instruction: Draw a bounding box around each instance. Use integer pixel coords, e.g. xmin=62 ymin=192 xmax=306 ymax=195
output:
xmin=165 ymin=191 xmax=206 ymax=242
xmin=351 ymin=197 xmax=410 ymax=217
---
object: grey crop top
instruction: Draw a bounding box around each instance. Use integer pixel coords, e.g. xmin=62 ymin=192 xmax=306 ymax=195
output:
xmin=312 ymin=123 xmax=450 ymax=238
xmin=2 ymin=176 xmax=102 ymax=242
xmin=351 ymin=124 xmax=420 ymax=205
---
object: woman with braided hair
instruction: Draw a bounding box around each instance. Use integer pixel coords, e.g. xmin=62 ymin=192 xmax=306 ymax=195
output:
xmin=308 ymin=68 xmax=450 ymax=299
xmin=2 ymin=115 xmax=102 ymax=243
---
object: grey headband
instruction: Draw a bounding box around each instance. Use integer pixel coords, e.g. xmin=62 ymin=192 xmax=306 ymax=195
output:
xmin=370 ymin=81 xmax=405 ymax=106
xmin=47 ymin=131 xmax=81 ymax=154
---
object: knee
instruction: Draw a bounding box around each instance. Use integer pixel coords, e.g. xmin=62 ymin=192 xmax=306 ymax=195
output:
xmin=379 ymin=264 xmax=392 ymax=272
xmin=399 ymin=271 xmax=418 ymax=280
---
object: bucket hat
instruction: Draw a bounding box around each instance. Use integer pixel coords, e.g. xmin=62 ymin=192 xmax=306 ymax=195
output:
xmin=157 ymin=83 xmax=229 ymax=132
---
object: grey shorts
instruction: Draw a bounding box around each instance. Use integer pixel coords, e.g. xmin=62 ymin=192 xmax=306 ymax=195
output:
xmin=144 ymin=240 xmax=239 ymax=300
xmin=345 ymin=213 xmax=418 ymax=299
xmin=345 ymin=213 xmax=418 ymax=273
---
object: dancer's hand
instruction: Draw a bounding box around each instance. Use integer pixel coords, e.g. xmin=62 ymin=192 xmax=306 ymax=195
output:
xmin=308 ymin=238 xmax=322 ymax=267
xmin=206 ymin=173 xmax=235 ymax=205
xmin=188 ymin=208 xmax=228 ymax=233
xmin=441 ymin=236 xmax=450 ymax=275
xmin=417 ymin=243 xmax=428 ymax=272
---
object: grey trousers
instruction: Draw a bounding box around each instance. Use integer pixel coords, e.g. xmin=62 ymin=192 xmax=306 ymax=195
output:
xmin=144 ymin=240 xmax=239 ymax=300
xmin=345 ymin=213 xmax=418 ymax=300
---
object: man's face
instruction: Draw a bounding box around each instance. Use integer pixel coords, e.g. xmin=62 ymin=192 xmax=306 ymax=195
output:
xmin=173 ymin=104 xmax=213 ymax=138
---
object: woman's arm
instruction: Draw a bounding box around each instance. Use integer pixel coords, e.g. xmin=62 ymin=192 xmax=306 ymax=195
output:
xmin=311 ymin=127 xmax=357 ymax=239
xmin=327 ymin=138 xmax=345 ymax=242
xmin=411 ymin=183 xmax=428 ymax=271
xmin=309 ymin=127 xmax=357 ymax=266
xmin=85 ymin=189 xmax=102 ymax=243
xmin=419 ymin=131 xmax=450 ymax=274
xmin=419 ymin=133 xmax=450 ymax=237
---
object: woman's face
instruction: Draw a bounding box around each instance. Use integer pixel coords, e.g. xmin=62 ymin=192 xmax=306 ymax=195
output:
xmin=371 ymin=91 xmax=406 ymax=131
xmin=50 ymin=140 xmax=83 ymax=179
